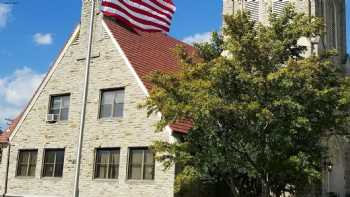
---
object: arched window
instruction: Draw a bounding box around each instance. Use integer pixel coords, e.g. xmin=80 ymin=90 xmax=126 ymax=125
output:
xmin=244 ymin=0 xmax=260 ymax=21
xmin=272 ymin=0 xmax=289 ymax=17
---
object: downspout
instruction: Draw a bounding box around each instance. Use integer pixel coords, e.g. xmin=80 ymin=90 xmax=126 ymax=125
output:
xmin=73 ymin=0 xmax=96 ymax=197
xmin=2 ymin=144 xmax=11 ymax=197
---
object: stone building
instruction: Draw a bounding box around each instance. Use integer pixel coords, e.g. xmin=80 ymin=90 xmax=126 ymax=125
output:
xmin=0 ymin=0 xmax=349 ymax=197
xmin=0 ymin=0 xmax=193 ymax=196
xmin=223 ymin=0 xmax=349 ymax=197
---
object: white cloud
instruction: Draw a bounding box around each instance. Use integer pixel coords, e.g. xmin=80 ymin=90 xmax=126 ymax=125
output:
xmin=33 ymin=33 xmax=53 ymax=45
xmin=0 ymin=3 xmax=11 ymax=28
xmin=182 ymin=32 xmax=212 ymax=44
xmin=0 ymin=67 xmax=44 ymax=128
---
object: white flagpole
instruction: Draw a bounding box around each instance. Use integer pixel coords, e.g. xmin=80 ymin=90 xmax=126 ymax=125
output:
xmin=73 ymin=0 xmax=96 ymax=196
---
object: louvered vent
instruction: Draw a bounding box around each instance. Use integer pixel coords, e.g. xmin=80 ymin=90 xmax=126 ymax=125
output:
xmin=72 ymin=33 xmax=80 ymax=45
xmin=104 ymin=29 xmax=109 ymax=39
xmin=244 ymin=0 xmax=260 ymax=22
xmin=272 ymin=0 xmax=289 ymax=17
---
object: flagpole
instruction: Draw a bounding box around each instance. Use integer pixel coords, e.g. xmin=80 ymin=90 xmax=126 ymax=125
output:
xmin=73 ymin=0 xmax=96 ymax=197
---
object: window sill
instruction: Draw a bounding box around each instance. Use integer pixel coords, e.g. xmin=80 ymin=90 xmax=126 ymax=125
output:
xmin=15 ymin=176 xmax=35 ymax=179
xmin=126 ymin=179 xmax=155 ymax=185
xmin=93 ymin=178 xmax=119 ymax=183
xmin=40 ymin=177 xmax=63 ymax=180
xmin=97 ymin=118 xmax=124 ymax=122
xmin=45 ymin=120 xmax=69 ymax=125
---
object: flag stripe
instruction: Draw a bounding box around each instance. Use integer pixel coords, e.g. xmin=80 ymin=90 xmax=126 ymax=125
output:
xmin=117 ymin=0 xmax=171 ymax=25
xmin=102 ymin=7 xmax=169 ymax=32
xmin=101 ymin=0 xmax=175 ymax=33
xmin=148 ymin=0 xmax=175 ymax=13
xmin=102 ymin=1 xmax=170 ymax=29
xmin=103 ymin=10 xmax=163 ymax=32
xmin=141 ymin=0 xmax=174 ymax=16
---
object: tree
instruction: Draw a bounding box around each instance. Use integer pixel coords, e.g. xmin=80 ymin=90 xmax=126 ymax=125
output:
xmin=143 ymin=6 xmax=350 ymax=197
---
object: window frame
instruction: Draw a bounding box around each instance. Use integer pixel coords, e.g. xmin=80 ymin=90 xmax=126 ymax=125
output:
xmin=127 ymin=147 xmax=155 ymax=180
xmin=93 ymin=147 xmax=121 ymax=180
xmin=48 ymin=93 xmax=71 ymax=121
xmin=98 ymin=88 xmax=125 ymax=119
xmin=41 ymin=148 xmax=65 ymax=178
xmin=16 ymin=149 xmax=38 ymax=177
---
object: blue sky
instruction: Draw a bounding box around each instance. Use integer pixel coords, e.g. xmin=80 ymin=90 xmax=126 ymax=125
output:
xmin=0 ymin=0 xmax=348 ymax=128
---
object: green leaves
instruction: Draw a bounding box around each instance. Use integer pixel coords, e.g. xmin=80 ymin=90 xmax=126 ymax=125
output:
xmin=144 ymin=5 xmax=350 ymax=197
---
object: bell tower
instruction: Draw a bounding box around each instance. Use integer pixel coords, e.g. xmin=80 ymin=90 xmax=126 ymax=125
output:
xmin=222 ymin=0 xmax=348 ymax=65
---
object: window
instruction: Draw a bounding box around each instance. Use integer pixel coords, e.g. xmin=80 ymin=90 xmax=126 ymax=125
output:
xmin=94 ymin=148 xmax=120 ymax=179
xmin=272 ymin=0 xmax=289 ymax=17
xmin=16 ymin=150 xmax=38 ymax=177
xmin=244 ymin=0 xmax=260 ymax=22
xmin=100 ymin=88 xmax=125 ymax=118
xmin=128 ymin=148 xmax=155 ymax=180
xmin=49 ymin=94 xmax=70 ymax=121
xmin=42 ymin=149 xmax=65 ymax=177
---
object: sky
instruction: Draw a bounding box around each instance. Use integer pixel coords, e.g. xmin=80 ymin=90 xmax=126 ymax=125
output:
xmin=0 ymin=0 xmax=348 ymax=128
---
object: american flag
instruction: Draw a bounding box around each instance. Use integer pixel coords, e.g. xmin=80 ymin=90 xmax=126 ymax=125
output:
xmin=101 ymin=0 xmax=176 ymax=33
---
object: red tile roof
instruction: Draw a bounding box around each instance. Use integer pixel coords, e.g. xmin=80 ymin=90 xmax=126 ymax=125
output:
xmin=0 ymin=117 xmax=20 ymax=144
xmin=105 ymin=18 xmax=194 ymax=134
xmin=104 ymin=18 xmax=196 ymax=90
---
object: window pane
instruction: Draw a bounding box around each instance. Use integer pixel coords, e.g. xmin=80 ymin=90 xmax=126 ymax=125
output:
xmin=115 ymin=90 xmax=124 ymax=104
xmin=19 ymin=151 xmax=29 ymax=164
xmin=102 ymin=91 xmax=114 ymax=104
xmin=144 ymin=150 xmax=155 ymax=180
xmin=95 ymin=164 xmax=108 ymax=179
xmin=110 ymin=150 xmax=120 ymax=165
xmin=130 ymin=165 xmax=142 ymax=180
xmin=60 ymin=108 xmax=69 ymax=120
xmin=54 ymin=164 xmax=64 ymax=177
xmin=44 ymin=151 xmax=55 ymax=163
xmin=51 ymin=97 xmax=61 ymax=110
xmin=129 ymin=149 xmax=143 ymax=180
xmin=109 ymin=164 xmax=119 ymax=179
xmin=113 ymin=103 xmax=124 ymax=117
xmin=144 ymin=165 xmax=154 ymax=180
xmin=50 ymin=109 xmax=60 ymax=116
xmin=61 ymin=96 xmax=70 ymax=108
xmin=30 ymin=152 xmax=37 ymax=164
xmin=43 ymin=164 xmax=54 ymax=177
xmin=17 ymin=164 xmax=28 ymax=176
xmin=28 ymin=164 xmax=36 ymax=176
xmin=144 ymin=150 xmax=154 ymax=165
xmin=55 ymin=150 xmax=65 ymax=164
xmin=96 ymin=150 xmax=109 ymax=164
xmin=100 ymin=104 xmax=112 ymax=118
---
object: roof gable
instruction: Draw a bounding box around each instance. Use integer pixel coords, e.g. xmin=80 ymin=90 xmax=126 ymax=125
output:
xmin=1 ymin=18 xmax=195 ymax=143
